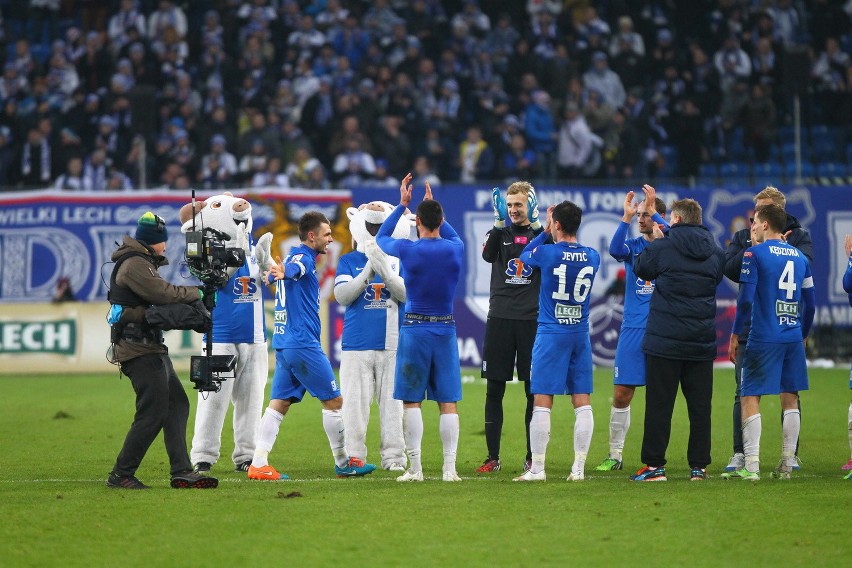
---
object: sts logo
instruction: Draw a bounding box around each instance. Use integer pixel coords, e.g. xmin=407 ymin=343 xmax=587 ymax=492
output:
xmin=232 ymin=276 xmax=259 ymax=303
xmin=504 ymin=258 xmax=533 ymax=285
xmin=363 ymin=282 xmax=391 ymax=308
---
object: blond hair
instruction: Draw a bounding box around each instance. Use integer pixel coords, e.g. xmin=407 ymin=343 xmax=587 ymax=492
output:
xmin=753 ymin=186 xmax=786 ymax=208
xmin=507 ymin=181 xmax=535 ymax=198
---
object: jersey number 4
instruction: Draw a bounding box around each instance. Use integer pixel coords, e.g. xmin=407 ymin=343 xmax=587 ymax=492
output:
xmin=778 ymin=260 xmax=797 ymax=300
xmin=552 ymin=265 xmax=593 ymax=302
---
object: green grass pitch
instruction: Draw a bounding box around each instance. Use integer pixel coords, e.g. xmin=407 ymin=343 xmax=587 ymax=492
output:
xmin=1 ymin=367 xmax=850 ymax=567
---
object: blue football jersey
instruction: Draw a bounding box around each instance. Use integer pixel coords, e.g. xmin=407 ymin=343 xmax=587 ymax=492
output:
xmin=740 ymin=239 xmax=813 ymax=343
xmin=270 ymin=275 xmax=287 ymax=350
xmin=335 ymin=250 xmax=402 ymax=350
xmin=521 ymin=238 xmax=600 ymax=334
xmin=377 ymin=204 xmax=463 ymax=317
xmin=280 ymin=243 xmax=322 ymax=349
xmin=611 ymin=233 xmax=655 ymax=329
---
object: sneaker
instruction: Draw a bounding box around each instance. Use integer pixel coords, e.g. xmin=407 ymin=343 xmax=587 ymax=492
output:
xmin=630 ymin=466 xmax=667 ymax=482
xmin=475 ymin=458 xmax=502 ymax=473
xmin=335 ymin=457 xmax=377 ymax=478
xmin=791 ymin=456 xmax=803 ymax=470
xmin=841 ymin=458 xmax=852 ymax=471
xmin=442 ymin=470 xmax=462 ymax=482
xmin=234 ymin=460 xmax=251 ymax=472
xmin=170 ymin=470 xmax=219 ymax=489
xmin=248 ymin=464 xmax=289 ymax=480
xmin=721 ymin=468 xmax=759 ymax=481
xmin=690 ymin=468 xmax=707 ymax=481
xmin=106 ymin=473 xmax=150 ymax=489
xmin=386 ymin=463 xmax=407 ymax=472
xmin=595 ymin=458 xmax=623 ymax=471
xmin=566 ymin=471 xmax=584 ymax=481
xmin=513 ymin=469 xmax=546 ymax=482
xmin=844 ymin=470 xmax=852 ymax=480
xmin=523 ymin=459 xmax=532 ymax=472
xmin=770 ymin=460 xmax=792 ymax=480
xmin=396 ymin=469 xmax=424 ymax=482
xmin=194 ymin=461 xmax=212 ymax=473
xmin=724 ymin=453 xmax=745 ymax=472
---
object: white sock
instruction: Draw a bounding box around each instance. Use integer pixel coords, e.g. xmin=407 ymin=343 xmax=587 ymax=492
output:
xmin=439 ymin=413 xmax=459 ymax=473
xmin=742 ymin=413 xmax=761 ymax=473
xmin=573 ymin=405 xmax=593 ymax=474
xmin=322 ymin=409 xmax=348 ymax=467
xmin=403 ymin=407 xmax=424 ymax=473
xmin=847 ymin=402 xmax=852 ymax=457
xmin=609 ymin=405 xmax=630 ymax=460
xmin=529 ymin=406 xmax=551 ymax=474
xmin=251 ymin=408 xmax=283 ymax=468
xmin=781 ymin=409 xmax=800 ymax=467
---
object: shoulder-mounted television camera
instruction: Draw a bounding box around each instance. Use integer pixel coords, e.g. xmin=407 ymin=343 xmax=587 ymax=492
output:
xmin=184 ymin=227 xmax=245 ymax=288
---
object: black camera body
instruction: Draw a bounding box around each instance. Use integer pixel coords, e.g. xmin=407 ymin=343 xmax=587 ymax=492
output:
xmin=184 ymin=226 xmax=245 ymax=393
xmin=190 ymin=353 xmax=236 ymax=392
xmin=185 ymin=227 xmax=246 ymax=288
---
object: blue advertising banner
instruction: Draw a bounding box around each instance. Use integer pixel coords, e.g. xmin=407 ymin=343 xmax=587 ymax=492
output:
xmin=2 ymin=185 xmax=850 ymax=367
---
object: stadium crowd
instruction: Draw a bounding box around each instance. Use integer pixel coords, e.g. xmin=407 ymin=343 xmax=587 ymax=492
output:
xmin=0 ymin=0 xmax=850 ymax=191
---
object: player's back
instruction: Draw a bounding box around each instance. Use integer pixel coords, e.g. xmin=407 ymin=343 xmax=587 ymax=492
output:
xmin=400 ymin=237 xmax=462 ymax=316
xmin=528 ymin=241 xmax=600 ymax=333
xmin=744 ymin=239 xmax=811 ymax=343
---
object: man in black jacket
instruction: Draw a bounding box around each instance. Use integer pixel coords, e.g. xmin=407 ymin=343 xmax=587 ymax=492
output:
xmin=106 ymin=212 xmax=218 ymax=490
xmin=721 ymin=186 xmax=813 ymax=473
xmin=476 ymin=182 xmax=543 ymax=473
xmin=630 ymin=199 xmax=725 ymax=481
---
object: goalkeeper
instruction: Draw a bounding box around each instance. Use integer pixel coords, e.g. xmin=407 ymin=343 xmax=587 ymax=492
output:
xmin=476 ymin=182 xmax=544 ymax=474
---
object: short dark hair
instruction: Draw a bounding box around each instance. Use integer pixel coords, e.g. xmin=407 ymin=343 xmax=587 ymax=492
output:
xmin=654 ymin=197 xmax=666 ymax=216
xmin=416 ymin=200 xmax=443 ymax=231
xmin=754 ymin=203 xmax=786 ymax=233
xmin=552 ymin=201 xmax=582 ymax=236
xmin=298 ymin=211 xmax=330 ymax=240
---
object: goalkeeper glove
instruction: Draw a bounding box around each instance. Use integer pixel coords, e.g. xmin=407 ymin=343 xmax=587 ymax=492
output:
xmin=527 ymin=187 xmax=541 ymax=230
xmin=491 ymin=187 xmax=508 ymax=228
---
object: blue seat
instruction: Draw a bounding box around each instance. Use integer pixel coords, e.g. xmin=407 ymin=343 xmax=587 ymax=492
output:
xmin=783 ymin=161 xmax=815 ymax=179
xmin=752 ymin=162 xmax=783 ymax=183
xmin=698 ymin=163 xmax=718 ymax=178
xmin=776 ymin=126 xmax=795 ymax=144
xmin=720 ymin=162 xmax=749 ymax=179
xmin=816 ymin=162 xmax=848 ymax=178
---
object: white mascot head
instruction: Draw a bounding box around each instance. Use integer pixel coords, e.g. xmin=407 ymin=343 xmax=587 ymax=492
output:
xmin=178 ymin=192 xmax=274 ymax=282
xmin=346 ymin=201 xmax=413 ymax=251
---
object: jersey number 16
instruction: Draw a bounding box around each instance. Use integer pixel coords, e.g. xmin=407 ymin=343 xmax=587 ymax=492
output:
xmin=552 ymin=265 xmax=593 ymax=302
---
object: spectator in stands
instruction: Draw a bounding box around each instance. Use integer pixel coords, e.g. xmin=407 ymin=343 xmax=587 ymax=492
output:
xmin=305 ymin=163 xmax=332 ymax=189
xmin=714 ymin=34 xmax=752 ymax=93
xmin=368 ymin=158 xmax=397 ymax=187
xmin=741 ymin=83 xmax=776 ymax=164
xmin=523 ymin=90 xmax=557 ymax=179
xmin=610 ymin=15 xmax=645 ymax=58
xmin=239 ymin=139 xmax=269 ymax=183
xmin=603 ymin=108 xmax=642 ymax=180
xmin=252 ymin=156 xmax=290 ymax=189
xmin=583 ymin=52 xmax=626 ymax=109
xmin=0 ymin=126 xmax=15 ymax=187
xmin=332 ymin=135 xmax=377 ymax=186
xmin=286 ymin=146 xmax=322 ymax=188
xmin=372 ymin=114 xmax=411 ymax=179
xmin=329 ymin=115 xmax=372 ymax=161
xmin=557 ymin=101 xmax=602 ymax=179
xmin=83 ymin=148 xmax=109 ymax=191
xmin=148 ymin=1 xmax=187 ymax=40
xmin=499 ymin=132 xmax=536 ymax=182
xmin=672 ymin=98 xmax=706 ymax=178
xmin=55 ymin=156 xmax=89 ymax=191
xmin=411 ymin=155 xmax=442 ymax=187
xmin=300 ymin=75 xmax=336 ymax=162
xmin=198 ymin=134 xmax=237 ymax=188
xmin=812 ymin=36 xmax=851 ymax=122
xmin=109 ymin=0 xmax=148 ymax=55
xmin=457 ymin=124 xmax=495 ymax=183
xmin=14 ymin=126 xmax=53 ymax=188
xmin=486 ymin=12 xmax=520 ymax=75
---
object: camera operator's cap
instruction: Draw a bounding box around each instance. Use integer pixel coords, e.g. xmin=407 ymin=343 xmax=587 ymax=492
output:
xmin=135 ymin=212 xmax=168 ymax=245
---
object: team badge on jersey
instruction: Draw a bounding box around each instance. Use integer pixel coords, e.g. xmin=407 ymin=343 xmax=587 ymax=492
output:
xmin=504 ymin=258 xmax=534 ymax=285
xmin=363 ymin=282 xmax=392 ymax=308
xmin=232 ymin=276 xmax=259 ymax=302
xmin=635 ymin=277 xmax=655 ymax=295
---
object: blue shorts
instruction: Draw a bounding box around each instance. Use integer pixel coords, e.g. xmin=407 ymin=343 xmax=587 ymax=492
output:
xmin=530 ymin=332 xmax=593 ymax=395
xmin=614 ymin=327 xmax=646 ymax=386
xmin=741 ymin=341 xmax=808 ymax=396
xmin=394 ymin=324 xmax=462 ymax=403
xmin=271 ymin=347 xmax=340 ymax=402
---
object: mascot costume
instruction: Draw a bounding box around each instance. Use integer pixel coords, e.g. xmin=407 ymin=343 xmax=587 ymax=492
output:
xmin=179 ymin=193 xmax=273 ymax=473
xmin=334 ymin=201 xmax=413 ymax=470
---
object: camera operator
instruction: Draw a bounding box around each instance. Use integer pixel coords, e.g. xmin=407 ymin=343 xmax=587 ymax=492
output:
xmin=106 ymin=212 xmax=218 ymax=490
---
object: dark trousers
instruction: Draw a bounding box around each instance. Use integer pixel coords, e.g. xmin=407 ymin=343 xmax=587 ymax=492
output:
xmin=641 ymin=355 xmax=713 ymax=469
xmin=113 ymin=353 xmax=192 ymax=477
xmin=485 ymin=379 xmax=533 ymax=461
